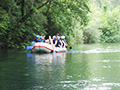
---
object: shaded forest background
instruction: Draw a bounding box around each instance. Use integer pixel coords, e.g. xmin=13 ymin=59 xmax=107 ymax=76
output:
xmin=0 ymin=0 xmax=120 ymax=48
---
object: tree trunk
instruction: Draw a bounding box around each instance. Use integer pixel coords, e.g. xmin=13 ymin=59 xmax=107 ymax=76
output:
xmin=44 ymin=1 xmax=52 ymax=28
xmin=21 ymin=0 xmax=24 ymax=17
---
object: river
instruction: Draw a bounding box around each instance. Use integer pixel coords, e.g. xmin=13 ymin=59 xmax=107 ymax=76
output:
xmin=0 ymin=43 xmax=120 ymax=90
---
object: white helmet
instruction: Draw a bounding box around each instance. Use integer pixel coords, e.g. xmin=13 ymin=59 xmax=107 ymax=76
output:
xmin=61 ymin=36 xmax=65 ymax=39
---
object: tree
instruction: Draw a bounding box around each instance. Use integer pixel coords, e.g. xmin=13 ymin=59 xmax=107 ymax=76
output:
xmin=0 ymin=0 xmax=90 ymax=48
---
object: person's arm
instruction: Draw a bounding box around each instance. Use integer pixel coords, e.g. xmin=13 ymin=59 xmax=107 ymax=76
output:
xmin=60 ymin=40 xmax=63 ymax=48
xmin=49 ymin=36 xmax=53 ymax=45
xmin=45 ymin=39 xmax=49 ymax=43
xmin=54 ymin=40 xmax=57 ymax=46
xmin=64 ymin=40 xmax=68 ymax=46
xmin=62 ymin=40 xmax=66 ymax=48
xmin=65 ymin=42 xmax=68 ymax=46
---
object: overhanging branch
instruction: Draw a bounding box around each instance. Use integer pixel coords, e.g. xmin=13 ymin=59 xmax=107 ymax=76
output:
xmin=15 ymin=0 xmax=52 ymax=28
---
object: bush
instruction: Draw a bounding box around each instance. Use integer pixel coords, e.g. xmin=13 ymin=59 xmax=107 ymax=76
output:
xmin=83 ymin=15 xmax=102 ymax=43
xmin=100 ymin=6 xmax=120 ymax=43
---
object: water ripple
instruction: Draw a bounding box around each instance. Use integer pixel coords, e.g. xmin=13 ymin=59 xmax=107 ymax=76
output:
xmin=68 ymin=48 xmax=120 ymax=54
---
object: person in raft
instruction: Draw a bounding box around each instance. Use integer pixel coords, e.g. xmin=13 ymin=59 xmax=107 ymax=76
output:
xmin=52 ymin=36 xmax=63 ymax=47
xmin=52 ymin=35 xmax=57 ymax=46
xmin=56 ymin=33 xmax=59 ymax=39
xmin=61 ymin=35 xmax=68 ymax=48
xmin=34 ymin=35 xmax=66 ymax=48
xmin=34 ymin=35 xmax=40 ymax=42
xmin=34 ymin=35 xmax=45 ymax=42
xmin=40 ymin=36 xmax=45 ymax=42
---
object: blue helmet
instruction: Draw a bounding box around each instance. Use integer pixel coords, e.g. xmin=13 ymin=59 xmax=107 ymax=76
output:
xmin=36 ymin=35 xmax=39 ymax=38
xmin=52 ymin=36 xmax=56 ymax=39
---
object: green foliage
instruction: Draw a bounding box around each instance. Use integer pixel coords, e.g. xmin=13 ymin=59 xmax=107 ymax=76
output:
xmin=83 ymin=2 xmax=103 ymax=43
xmin=0 ymin=0 xmax=47 ymax=48
xmin=100 ymin=5 xmax=120 ymax=43
xmin=2 ymin=0 xmax=120 ymax=48
xmin=0 ymin=8 xmax=10 ymax=35
xmin=85 ymin=0 xmax=120 ymax=43
xmin=48 ymin=0 xmax=90 ymax=44
xmin=83 ymin=19 xmax=102 ymax=43
xmin=68 ymin=17 xmax=84 ymax=44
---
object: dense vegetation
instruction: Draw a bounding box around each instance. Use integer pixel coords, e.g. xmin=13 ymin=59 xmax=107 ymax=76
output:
xmin=0 ymin=0 xmax=120 ymax=48
xmin=85 ymin=0 xmax=120 ymax=43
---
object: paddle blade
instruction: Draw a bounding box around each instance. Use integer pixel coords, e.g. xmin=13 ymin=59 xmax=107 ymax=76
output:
xmin=53 ymin=50 xmax=56 ymax=54
xmin=69 ymin=46 xmax=72 ymax=49
xmin=26 ymin=46 xmax=32 ymax=50
xmin=66 ymin=46 xmax=72 ymax=49
xmin=71 ymin=49 xmax=76 ymax=52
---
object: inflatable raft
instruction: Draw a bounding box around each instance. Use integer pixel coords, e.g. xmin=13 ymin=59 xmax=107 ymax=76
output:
xmin=31 ymin=42 xmax=67 ymax=53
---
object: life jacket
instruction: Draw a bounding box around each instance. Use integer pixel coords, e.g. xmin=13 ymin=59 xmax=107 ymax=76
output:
xmin=40 ymin=39 xmax=45 ymax=42
xmin=53 ymin=39 xmax=56 ymax=44
xmin=34 ymin=38 xmax=38 ymax=42
xmin=34 ymin=37 xmax=41 ymax=42
xmin=36 ymin=39 xmax=41 ymax=42
xmin=56 ymin=40 xmax=61 ymax=47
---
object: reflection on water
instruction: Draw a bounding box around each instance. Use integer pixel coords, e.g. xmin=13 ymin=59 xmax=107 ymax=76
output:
xmin=1 ymin=44 xmax=120 ymax=90
xmin=26 ymin=52 xmax=92 ymax=90
xmin=27 ymin=52 xmax=66 ymax=65
xmin=26 ymin=53 xmax=68 ymax=89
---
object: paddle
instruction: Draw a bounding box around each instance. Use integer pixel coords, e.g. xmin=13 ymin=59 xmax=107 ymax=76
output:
xmin=52 ymin=45 xmax=56 ymax=54
xmin=49 ymin=36 xmax=56 ymax=54
xmin=53 ymin=49 xmax=56 ymax=54
xmin=26 ymin=46 xmax=32 ymax=50
xmin=66 ymin=46 xmax=72 ymax=49
xmin=71 ymin=49 xmax=76 ymax=52
xmin=26 ymin=41 xmax=35 ymax=50
xmin=66 ymin=46 xmax=76 ymax=52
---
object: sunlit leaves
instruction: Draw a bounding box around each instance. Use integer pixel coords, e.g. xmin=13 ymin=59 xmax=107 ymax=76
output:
xmin=88 ymin=0 xmax=120 ymax=43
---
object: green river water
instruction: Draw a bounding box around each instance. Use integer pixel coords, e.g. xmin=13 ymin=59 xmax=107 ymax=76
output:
xmin=0 ymin=43 xmax=120 ymax=90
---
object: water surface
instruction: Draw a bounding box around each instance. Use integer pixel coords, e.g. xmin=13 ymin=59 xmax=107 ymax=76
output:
xmin=0 ymin=43 xmax=120 ymax=90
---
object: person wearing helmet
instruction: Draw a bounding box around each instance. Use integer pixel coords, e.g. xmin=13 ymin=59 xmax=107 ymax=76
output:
xmin=36 ymin=36 xmax=42 ymax=42
xmin=56 ymin=36 xmax=62 ymax=47
xmin=52 ymin=35 xmax=57 ymax=47
xmin=52 ymin=36 xmax=56 ymax=43
xmin=40 ymin=36 xmax=45 ymax=42
xmin=34 ymin=35 xmax=40 ymax=42
xmin=61 ymin=35 xmax=68 ymax=48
